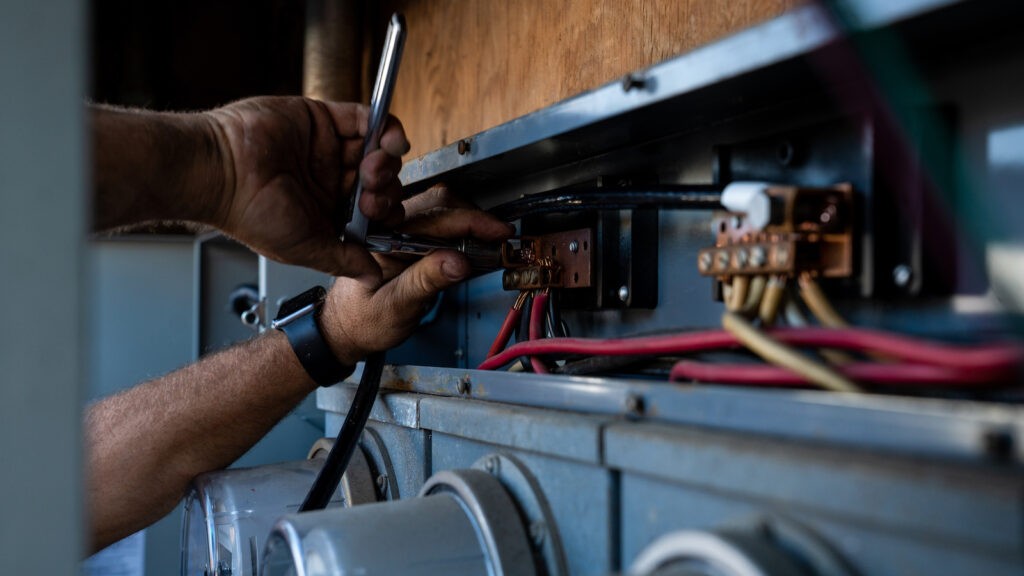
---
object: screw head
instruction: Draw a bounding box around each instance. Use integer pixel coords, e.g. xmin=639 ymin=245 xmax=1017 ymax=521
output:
xmin=624 ymin=393 xmax=644 ymax=415
xmin=699 ymin=252 xmax=713 ymax=272
xmin=376 ymin=474 xmax=388 ymax=494
xmin=457 ymin=139 xmax=472 ymax=155
xmin=569 ymin=240 xmax=579 ymax=253
xmin=618 ymin=285 xmax=630 ymax=302
xmin=750 ymin=246 xmax=767 ymax=268
xmin=716 ymin=250 xmax=731 ymax=270
xmin=735 ymin=248 xmax=750 ymax=268
xmin=774 ymin=246 xmax=790 ymax=267
xmin=484 ymin=456 xmax=500 ymax=474
xmin=457 ymin=375 xmax=471 ymax=395
xmin=893 ymin=264 xmax=913 ymax=288
xmin=621 ymin=73 xmax=646 ymax=91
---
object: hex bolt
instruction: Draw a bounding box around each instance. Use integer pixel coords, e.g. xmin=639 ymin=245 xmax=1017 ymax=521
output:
xmin=716 ymin=250 xmax=731 ymax=270
xmin=569 ymin=240 xmax=579 ymax=253
xmin=698 ymin=252 xmax=713 ymax=272
xmin=457 ymin=139 xmax=472 ymax=155
xmin=893 ymin=264 xmax=913 ymax=288
xmin=749 ymin=246 xmax=767 ymax=268
xmin=457 ymin=375 xmax=471 ymax=395
xmin=528 ymin=521 xmax=547 ymax=547
xmin=735 ymin=248 xmax=750 ymax=268
xmin=618 ymin=285 xmax=630 ymax=303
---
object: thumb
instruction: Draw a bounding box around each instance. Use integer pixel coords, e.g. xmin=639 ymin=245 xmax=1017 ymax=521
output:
xmin=380 ymin=250 xmax=470 ymax=325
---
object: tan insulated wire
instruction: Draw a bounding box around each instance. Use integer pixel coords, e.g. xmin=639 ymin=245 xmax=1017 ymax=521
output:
xmin=798 ymin=272 xmax=848 ymax=327
xmin=758 ymin=276 xmax=787 ymax=325
xmin=722 ymin=311 xmax=863 ymax=393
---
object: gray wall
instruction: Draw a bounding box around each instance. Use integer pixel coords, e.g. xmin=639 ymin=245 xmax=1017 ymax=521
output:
xmin=0 ymin=0 xmax=86 ymax=573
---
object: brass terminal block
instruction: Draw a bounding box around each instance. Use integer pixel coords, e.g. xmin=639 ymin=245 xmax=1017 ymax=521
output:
xmin=697 ymin=184 xmax=854 ymax=279
xmin=502 ymin=228 xmax=593 ymax=290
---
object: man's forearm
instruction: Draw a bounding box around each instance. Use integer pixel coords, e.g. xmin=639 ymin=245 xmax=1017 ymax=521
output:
xmin=84 ymin=330 xmax=315 ymax=552
xmin=91 ymin=104 xmax=231 ymax=231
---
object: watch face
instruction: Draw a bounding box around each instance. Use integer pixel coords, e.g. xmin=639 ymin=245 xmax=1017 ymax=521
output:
xmin=275 ymin=285 xmax=327 ymax=321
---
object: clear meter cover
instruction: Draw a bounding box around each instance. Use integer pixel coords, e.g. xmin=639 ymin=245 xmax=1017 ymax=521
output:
xmin=181 ymin=460 xmax=342 ymax=576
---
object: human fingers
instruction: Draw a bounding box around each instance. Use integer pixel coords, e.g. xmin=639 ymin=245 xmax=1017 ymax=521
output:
xmin=378 ymin=115 xmax=411 ymax=157
xmin=401 ymin=206 xmax=515 ymax=242
xmin=372 ymin=250 xmax=470 ymax=334
xmin=402 ymin=184 xmax=476 ymax=216
xmin=300 ymin=238 xmax=382 ymax=281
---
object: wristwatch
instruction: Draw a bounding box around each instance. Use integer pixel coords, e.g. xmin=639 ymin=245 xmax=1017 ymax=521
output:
xmin=272 ymin=286 xmax=355 ymax=387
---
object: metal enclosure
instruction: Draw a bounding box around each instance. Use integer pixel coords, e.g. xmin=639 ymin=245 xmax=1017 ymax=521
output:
xmin=253 ymin=1 xmax=1024 ymax=575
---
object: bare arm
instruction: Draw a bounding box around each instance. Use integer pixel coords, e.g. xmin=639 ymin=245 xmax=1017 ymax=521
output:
xmin=91 ymin=105 xmax=228 ymax=231
xmin=84 ymin=331 xmax=313 ymax=551
xmin=84 ymin=187 xmax=514 ymax=553
xmin=91 ymin=97 xmax=411 ymax=277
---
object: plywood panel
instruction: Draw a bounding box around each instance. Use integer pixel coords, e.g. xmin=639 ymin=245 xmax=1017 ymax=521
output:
xmin=381 ymin=0 xmax=803 ymax=158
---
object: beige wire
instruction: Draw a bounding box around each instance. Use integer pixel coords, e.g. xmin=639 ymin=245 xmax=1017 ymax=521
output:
xmin=728 ymin=276 xmax=750 ymax=312
xmin=739 ymin=275 xmax=767 ymax=315
xmin=758 ymin=276 xmax=787 ymax=325
xmin=798 ymin=273 xmax=847 ymax=327
xmin=722 ymin=311 xmax=863 ymax=393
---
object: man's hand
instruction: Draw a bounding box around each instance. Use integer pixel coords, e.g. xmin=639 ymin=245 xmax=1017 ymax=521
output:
xmin=207 ymin=96 xmax=410 ymax=277
xmin=319 ymin=186 xmax=515 ymax=364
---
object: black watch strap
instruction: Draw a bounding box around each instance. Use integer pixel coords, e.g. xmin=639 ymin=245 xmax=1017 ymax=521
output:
xmin=273 ymin=286 xmax=355 ymax=387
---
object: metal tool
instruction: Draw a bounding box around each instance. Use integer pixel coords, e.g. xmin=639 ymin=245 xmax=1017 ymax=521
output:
xmin=302 ymin=13 xmax=406 ymax=514
xmin=342 ymin=12 xmax=407 ymax=244
xmin=367 ymin=233 xmax=505 ymax=273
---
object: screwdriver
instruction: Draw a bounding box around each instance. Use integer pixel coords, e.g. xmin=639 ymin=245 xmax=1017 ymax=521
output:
xmin=366 ymin=233 xmax=506 ymax=274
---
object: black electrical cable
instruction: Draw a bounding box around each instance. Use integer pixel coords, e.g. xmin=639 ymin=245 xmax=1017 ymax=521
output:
xmin=299 ymin=350 xmax=386 ymax=511
xmin=489 ymin=185 xmax=724 ymax=221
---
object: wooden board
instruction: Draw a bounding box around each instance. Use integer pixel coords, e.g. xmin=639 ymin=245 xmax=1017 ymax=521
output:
xmin=379 ymin=0 xmax=803 ymax=158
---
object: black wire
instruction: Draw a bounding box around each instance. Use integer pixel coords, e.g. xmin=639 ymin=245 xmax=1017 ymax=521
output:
xmin=489 ymin=185 xmax=723 ymax=221
xmin=299 ymin=350 xmax=386 ymax=512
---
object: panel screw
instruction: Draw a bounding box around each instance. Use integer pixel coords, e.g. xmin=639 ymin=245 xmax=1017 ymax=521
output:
xmin=457 ymin=139 xmax=472 ymax=155
xmin=569 ymin=240 xmax=579 ymax=253
xmin=893 ymin=264 xmax=913 ymax=288
xmin=750 ymin=246 xmax=767 ymax=268
xmin=735 ymin=248 xmax=750 ymax=268
xmin=376 ymin=474 xmax=388 ymax=495
xmin=618 ymin=285 xmax=630 ymax=302
xmin=621 ymin=73 xmax=646 ymax=91
xmin=624 ymin=393 xmax=644 ymax=416
xmin=698 ymin=252 xmax=713 ymax=272
xmin=457 ymin=375 xmax=471 ymax=395
xmin=484 ymin=456 xmax=500 ymax=474
xmin=528 ymin=521 xmax=547 ymax=547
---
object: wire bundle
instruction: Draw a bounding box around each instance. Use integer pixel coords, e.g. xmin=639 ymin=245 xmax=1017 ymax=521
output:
xmin=477 ymin=273 xmax=1023 ymax=392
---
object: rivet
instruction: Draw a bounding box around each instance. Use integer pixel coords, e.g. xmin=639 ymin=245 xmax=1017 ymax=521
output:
xmin=569 ymin=240 xmax=579 ymax=253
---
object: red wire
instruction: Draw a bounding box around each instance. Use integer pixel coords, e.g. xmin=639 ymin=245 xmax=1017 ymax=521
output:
xmin=475 ymin=326 xmax=1023 ymax=381
xmin=486 ymin=302 xmax=524 ymax=358
xmin=529 ymin=292 xmax=551 ymax=374
xmin=669 ymin=360 xmax=1011 ymax=388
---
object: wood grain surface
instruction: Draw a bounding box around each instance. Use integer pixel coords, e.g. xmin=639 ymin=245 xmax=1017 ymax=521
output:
xmin=378 ymin=0 xmax=803 ymax=158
